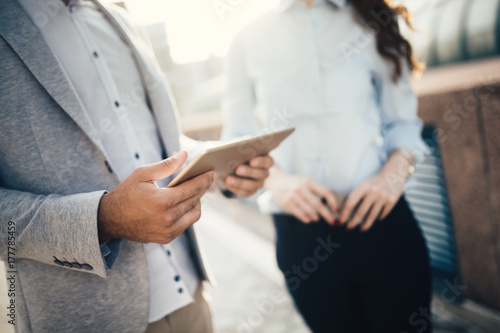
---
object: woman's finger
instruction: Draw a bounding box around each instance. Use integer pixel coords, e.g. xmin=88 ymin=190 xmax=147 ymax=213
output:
xmin=235 ymin=164 xmax=269 ymax=181
xmin=309 ymin=182 xmax=339 ymax=214
xmin=292 ymin=196 xmax=320 ymax=222
xmin=249 ymin=155 xmax=274 ymax=169
xmin=288 ymin=202 xmax=313 ymax=224
xmin=339 ymin=185 xmax=367 ymax=224
xmin=225 ymin=175 xmax=262 ymax=193
xmin=300 ymin=188 xmax=335 ymax=224
xmin=346 ymin=194 xmax=375 ymax=230
xmin=380 ymin=198 xmax=398 ymax=220
xmin=360 ymin=201 xmax=384 ymax=232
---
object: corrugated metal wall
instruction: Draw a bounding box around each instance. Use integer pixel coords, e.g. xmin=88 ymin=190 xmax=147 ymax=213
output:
xmin=405 ymin=128 xmax=459 ymax=276
xmin=403 ymin=0 xmax=500 ymax=68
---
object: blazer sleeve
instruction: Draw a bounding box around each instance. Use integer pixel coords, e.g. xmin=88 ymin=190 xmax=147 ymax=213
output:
xmin=0 ymin=186 xmax=111 ymax=279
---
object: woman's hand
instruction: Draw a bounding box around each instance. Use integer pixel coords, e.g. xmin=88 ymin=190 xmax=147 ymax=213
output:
xmin=339 ymin=151 xmax=414 ymax=232
xmin=265 ymin=167 xmax=339 ymax=224
xmin=224 ymin=155 xmax=274 ymax=197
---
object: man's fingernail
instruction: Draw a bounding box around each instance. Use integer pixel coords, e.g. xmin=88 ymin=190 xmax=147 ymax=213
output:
xmin=172 ymin=150 xmax=185 ymax=159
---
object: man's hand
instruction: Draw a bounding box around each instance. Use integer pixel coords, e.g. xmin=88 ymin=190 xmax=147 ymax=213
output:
xmin=339 ymin=151 xmax=412 ymax=232
xmin=265 ymin=167 xmax=339 ymax=224
xmin=97 ymin=150 xmax=215 ymax=244
xmin=224 ymin=155 xmax=274 ymax=197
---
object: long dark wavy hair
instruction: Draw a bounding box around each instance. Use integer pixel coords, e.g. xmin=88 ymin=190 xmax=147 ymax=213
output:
xmin=343 ymin=0 xmax=424 ymax=82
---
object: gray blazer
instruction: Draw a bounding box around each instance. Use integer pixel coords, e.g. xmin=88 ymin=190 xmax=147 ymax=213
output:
xmin=0 ymin=1 xmax=212 ymax=332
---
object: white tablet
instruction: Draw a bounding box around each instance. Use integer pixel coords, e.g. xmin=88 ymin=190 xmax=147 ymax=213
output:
xmin=167 ymin=128 xmax=295 ymax=187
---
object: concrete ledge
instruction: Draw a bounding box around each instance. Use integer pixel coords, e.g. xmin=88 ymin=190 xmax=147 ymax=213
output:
xmin=412 ymin=57 xmax=500 ymax=96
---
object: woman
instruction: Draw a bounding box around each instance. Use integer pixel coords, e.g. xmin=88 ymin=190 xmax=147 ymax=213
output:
xmin=222 ymin=0 xmax=432 ymax=332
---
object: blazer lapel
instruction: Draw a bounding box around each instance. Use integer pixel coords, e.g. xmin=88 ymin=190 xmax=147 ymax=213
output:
xmin=0 ymin=0 xmax=106 ymax=154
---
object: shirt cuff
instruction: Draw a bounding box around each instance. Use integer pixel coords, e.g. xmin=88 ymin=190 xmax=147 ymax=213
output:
xmin=221 ymin=188 xmax=237 ymax=199
xmin=100 ymin=238 xmax=122 ymax=269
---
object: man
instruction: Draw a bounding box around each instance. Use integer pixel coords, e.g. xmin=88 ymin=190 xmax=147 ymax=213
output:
xmin=0 ymin=0 xmax=273 ymax=332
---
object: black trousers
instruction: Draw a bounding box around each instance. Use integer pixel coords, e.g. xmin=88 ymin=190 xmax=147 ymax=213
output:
xmin=273 ymin=197 xmax=432 ymax=333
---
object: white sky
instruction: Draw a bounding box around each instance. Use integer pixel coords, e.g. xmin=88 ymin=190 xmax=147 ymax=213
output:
xmin=123 ymin=0 xmax=280 ymax=63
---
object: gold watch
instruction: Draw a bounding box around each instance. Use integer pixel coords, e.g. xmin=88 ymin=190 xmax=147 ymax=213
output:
xmin=392 ymin=147 xmax=416 ymax=176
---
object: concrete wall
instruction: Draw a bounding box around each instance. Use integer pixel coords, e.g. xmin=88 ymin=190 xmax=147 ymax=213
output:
xmin=413 ymin=57 xmax=500 ymax=311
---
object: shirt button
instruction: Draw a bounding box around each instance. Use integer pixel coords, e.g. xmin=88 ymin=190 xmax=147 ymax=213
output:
xmin=174 ymin=275 xmax=180 ymax=282
xmin=114 ymin=101 xmax=120 ymax=107
xmin=104 ymin=161 xmax=113 ymax=174
xmin=135 ymin=153 xmax=140 ymax=159
xmin=93 ymin=51 xmax=99 ymax=58
xmin=166 ymin=250 xmax=171 ymax=256
xmin=178 ymin=288 xmax=183 ymax=294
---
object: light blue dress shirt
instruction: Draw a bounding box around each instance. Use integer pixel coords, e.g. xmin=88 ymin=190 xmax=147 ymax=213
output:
xmin=18 ymin=0 xmax=199 ymax=323
xmin=222 ymin=0 xmax=429 ymax=213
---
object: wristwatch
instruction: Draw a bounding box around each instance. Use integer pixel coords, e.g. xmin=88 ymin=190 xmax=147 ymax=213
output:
xmin=392 ymin=147 xmax=416 ymax=176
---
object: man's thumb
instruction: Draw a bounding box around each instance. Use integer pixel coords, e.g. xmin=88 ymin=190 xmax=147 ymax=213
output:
xmin=139 ymin=150 xmax=188 ymax=181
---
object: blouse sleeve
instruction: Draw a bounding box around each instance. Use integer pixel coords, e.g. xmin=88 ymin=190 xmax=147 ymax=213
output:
xmin=372 ymin=55 xmax=430 ymax=163
xmin=221 ymin=31 xmax=259 ymax=140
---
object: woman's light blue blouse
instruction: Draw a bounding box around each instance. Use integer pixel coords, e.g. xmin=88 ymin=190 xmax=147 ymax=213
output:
xmin=222 ymin=0 xmax=429 ymax=211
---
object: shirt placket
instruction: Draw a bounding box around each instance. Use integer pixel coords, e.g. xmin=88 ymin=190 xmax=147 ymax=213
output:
xmin=162 ymin=244 xmax=192 ymax=297
xmin=68 ymin=2 xmax=193 ymax=307
xmin=307 ymin=6 xmax=327 ymax=183
xmin=68 ymin=1 xmax=143 ymax=169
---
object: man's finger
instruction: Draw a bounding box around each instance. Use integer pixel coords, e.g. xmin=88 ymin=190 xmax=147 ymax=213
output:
xmin=168 ymin=170 xmax=215 ymax=206
xmin=161 ymin=202 xmax=203 ymax=243
xmin=137 ymin=150 xmax=188 ymax=182
xmin=164 ymin=191 xmax=205 ymax=224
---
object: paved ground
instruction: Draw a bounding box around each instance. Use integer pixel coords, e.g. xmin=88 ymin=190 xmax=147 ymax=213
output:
xmin=1 ymin=192 xmax=499 ymax=332
xmin=197 ymin=193 xmax=499 ymax=333
xmin=197 ymin=192 xmax=310 ymax=333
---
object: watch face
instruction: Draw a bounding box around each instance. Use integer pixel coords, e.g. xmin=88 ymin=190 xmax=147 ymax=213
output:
xmin=394 ymin=147 xmax=415 ymax=166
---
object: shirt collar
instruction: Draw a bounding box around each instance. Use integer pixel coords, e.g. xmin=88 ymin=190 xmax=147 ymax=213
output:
xmin=274 ymin=0 xmax=347 ymax=13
